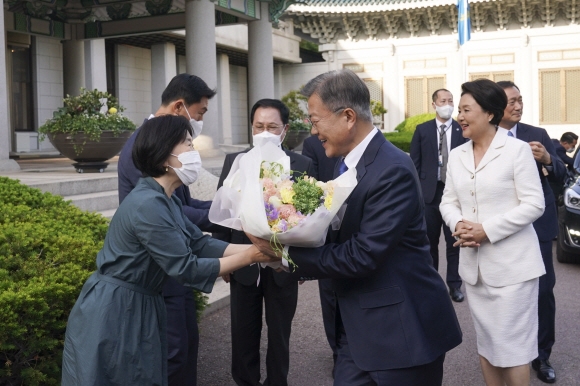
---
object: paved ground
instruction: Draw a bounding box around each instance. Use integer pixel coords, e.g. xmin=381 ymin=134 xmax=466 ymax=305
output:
xmin=198 ymin=241 xmax=580 ymax=386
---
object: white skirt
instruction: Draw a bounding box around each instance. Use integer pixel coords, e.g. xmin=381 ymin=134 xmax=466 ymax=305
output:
xmin=465 ymin=272 xmax=539 ymax=367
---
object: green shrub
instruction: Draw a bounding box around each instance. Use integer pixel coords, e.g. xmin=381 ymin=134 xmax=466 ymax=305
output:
xmin=384 ymin=132 xmax=414 ymax=153
xmin=0 ymin=177 xmax=108 ymax=385
xmin=0 ymin=178 xmax=208 ymax=385
xmin=394 ymin=113 xmax=436 ymax=133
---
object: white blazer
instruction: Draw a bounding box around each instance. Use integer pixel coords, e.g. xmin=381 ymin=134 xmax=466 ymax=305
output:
xmin=440 ymin=128 xmax=546 ymax=287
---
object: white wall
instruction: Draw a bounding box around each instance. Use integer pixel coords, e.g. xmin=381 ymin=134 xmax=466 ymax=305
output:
xmin=229 ymin=64 xmax=249 ymax=145
xmin=275 ymin=61 xmax=330 ymax=101
xmin=116 ymin=45 xmax=152 ymax=124
xmin=296 ymin=25 xmax=580 ymax=138
xmin=33 ymin=36 xmax=63 ymax=150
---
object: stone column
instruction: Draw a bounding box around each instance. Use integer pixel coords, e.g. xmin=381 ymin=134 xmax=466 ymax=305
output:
xmin=151 ymin=43 xmax=177 ymax=112
xmin=63 ymin=38 xmax=85 ymax=97
xmin=248 ymin=1 xmax=275 ymax=109
xmin=217 ymin=53 xmax=232 ymax=145
xmin=185 ymin=0 xmax=221 ymax=156
xmin=84 ymin=39 xmax=107 ymax=92
xmin=0 ymin=4 xmax=20 ymax=170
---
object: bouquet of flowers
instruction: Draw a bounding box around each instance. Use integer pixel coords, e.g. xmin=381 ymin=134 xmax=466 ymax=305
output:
xmin=209 ymin=142 xmax=357 ymax=268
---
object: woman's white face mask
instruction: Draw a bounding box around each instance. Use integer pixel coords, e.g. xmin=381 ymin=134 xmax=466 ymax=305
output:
xmin=169 ymin=150 xmax=202 ymax=185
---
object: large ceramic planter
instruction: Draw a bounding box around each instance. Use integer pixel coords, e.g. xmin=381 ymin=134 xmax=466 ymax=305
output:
xmin=283 ymin=130 xmax=311 ymax=151
xmin=47 ymin=130 xmax=133 ymax=173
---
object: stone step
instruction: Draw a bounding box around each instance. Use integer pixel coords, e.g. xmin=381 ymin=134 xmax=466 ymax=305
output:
xmin=64 ymin=190 xmax=119 ymax=213
xmin=202 ymin=276 xmax=230 ymax=318
xmin=29 ymin=174 xmax=118 ymax=197
xmin=99 ymin=208 xmax=117 ymax=220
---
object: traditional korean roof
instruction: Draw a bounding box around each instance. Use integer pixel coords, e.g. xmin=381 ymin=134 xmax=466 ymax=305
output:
xmin=287 ymin=0 xmax=458 ymax=14
xmin=284 ymin=0 xmax=578 ymax=43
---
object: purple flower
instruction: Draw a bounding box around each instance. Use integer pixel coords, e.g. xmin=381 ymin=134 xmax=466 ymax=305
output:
xmin=265 ymin=202 xmax=279 ymax=222
xmin=278 ymin=219 xmax=288 ymax=232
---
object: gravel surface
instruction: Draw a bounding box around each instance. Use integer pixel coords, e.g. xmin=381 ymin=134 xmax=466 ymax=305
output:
xmin=198 ymin=241 xmax=580 ymax=386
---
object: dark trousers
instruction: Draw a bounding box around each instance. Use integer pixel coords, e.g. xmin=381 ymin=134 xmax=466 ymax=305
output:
xmin=424 ymin=181 xmax=462 ymax=290
xmin=334 ymin=322 xmax=445 ymax=386
xmin=318 ymin=279 xmax=338 ymax=366
xmin=538 ymin=239 xmax=556 ymax=360
xmin=165 ymin=290 xmax=199 ymax=386
xmin=230 ymin=267 xmax=298 ymax=386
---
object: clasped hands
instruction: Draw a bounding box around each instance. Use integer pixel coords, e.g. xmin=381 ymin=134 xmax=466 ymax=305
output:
xmin=453 ymin=219 xmax=487 ymax=248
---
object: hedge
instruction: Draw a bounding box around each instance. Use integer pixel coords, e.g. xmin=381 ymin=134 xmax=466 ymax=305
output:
xmin=385 ymin=113 xmax=438 ymax=152
xmin=393 ymin=113 xmax=436 ymax=133
xmin=0 ymin=177 xmax=207 ymax=385
xmin=384 ymin=131 xmax=414 ymax=153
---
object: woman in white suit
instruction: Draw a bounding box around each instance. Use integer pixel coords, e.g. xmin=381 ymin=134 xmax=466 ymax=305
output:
xmin=440 ymin=79 xmax=546 ymax=386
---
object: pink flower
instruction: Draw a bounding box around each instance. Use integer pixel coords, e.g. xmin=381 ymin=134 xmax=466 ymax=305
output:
xmin=287 ymin=213 xmax=306 ymax=226
xmin=278 ymin=204 xmax=297 ymax=220
xmin=262 ymin=178 xmax=275 ymax=190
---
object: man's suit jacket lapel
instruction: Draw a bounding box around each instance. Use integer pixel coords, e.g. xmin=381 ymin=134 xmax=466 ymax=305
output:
xmin=450 ymin=120 xmax=464 ymax=149
xmin=355 ymin=131 xmax=385 ymax=183
xmin=514 ymin=123 xmax=530 ymax=142
xmin=429 ymin=120 xmax=439 ymax=158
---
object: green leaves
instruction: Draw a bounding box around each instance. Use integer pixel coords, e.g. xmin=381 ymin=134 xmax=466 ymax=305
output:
xmin=292 ymin=177 xmax=324 ymax=216
xmin=0 ymin=177 xmax=107 ymax=385
xmin=38 ymin=88 xmax=136 ymax=140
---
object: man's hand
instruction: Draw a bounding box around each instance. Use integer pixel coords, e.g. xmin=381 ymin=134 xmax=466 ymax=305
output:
xmin=221 ymin=273 xmax=231 ymax=283
xmin=452 ymin=220 xmax=487 ymax=248
xmin=529 ymin=141 xmax=551 ymax=165
xmin=245 ymin=233 xmax=282 ymax=259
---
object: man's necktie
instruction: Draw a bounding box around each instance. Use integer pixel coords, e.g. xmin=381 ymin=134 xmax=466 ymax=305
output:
xmin=439 ymin=124 xmax=448 ymax=184
xmin=508 ymin=131 xmax=514 ymax=137
xmin=338 ymin=158 xmax=348 ymax=176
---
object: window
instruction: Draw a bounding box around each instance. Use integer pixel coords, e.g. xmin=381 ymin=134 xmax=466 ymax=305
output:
xmin=105 ymin=41 xmax=117 ymax=97
xmin=364 ymin=78 xmax=382 ymax=104
xmin=404 ymin=76 xmax=445 ymax=118
xmin=8 ymin=45 xmax=34 ymax=132
xmin=540 ymin=68 xmax=580 ymax=124
xmin=469 ymin=71 xmax=514 ymax=82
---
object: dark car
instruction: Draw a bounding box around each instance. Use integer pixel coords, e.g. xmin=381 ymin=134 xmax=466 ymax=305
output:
xmin=557 ymin=175 xmax=580 ymax=263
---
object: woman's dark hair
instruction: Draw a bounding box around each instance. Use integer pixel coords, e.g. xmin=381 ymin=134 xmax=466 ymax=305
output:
xmin=461 ymin=79 xmax=507 ymax=126
xmin=132 ymin=115 xmax=192 ymax=177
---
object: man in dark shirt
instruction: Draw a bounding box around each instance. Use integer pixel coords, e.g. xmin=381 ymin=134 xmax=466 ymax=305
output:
xmin=551 ymin=132 xmax=577 ymax=172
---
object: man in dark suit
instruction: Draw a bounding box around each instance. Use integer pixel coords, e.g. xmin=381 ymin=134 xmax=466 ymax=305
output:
xmin=214 ymin=99 xmax=313 ymax=386
xmin=301 ymin=135 xmax=340 ymax=374
xmin=118 ymin=74 xmax=221 ymax=386
xmin=497 ymin=81 xmax=566 ymax=384
xmin=551 ymin=132 xmax=577 ymax=172
xmin=410 ymin=89 xmax=467 ymax=303
xmin=249 ymin=70 xmax=462 ymax=385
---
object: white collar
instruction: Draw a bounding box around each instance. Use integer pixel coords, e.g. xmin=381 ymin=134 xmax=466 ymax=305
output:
xmin=343 ymin=127 xmax=379 ymax=170
xmin=435 ymin=117 xmax=453 ymax=131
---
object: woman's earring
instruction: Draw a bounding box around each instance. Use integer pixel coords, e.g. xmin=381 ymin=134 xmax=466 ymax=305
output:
xmin=165 ymin=166 xmax=168 ymax=172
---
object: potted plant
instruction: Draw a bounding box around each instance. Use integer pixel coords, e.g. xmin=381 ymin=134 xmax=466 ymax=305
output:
xmin=281 ymin=89 xmax=311 ymax=150
xmin=370 ymin=100 xmax=388 ymax=130
xmin=39 ymin=88 xmax=136 ymax=173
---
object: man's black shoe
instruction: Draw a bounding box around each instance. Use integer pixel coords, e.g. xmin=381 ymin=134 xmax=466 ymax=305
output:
xmin=449 ymin=288 xmax=464 ymax=302
xmin=532 ymin=359 xmax=556 ymax=383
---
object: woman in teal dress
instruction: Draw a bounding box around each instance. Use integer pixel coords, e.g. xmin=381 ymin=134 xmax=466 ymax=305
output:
xmin=61 ymin=115 xmax=276 ymax=385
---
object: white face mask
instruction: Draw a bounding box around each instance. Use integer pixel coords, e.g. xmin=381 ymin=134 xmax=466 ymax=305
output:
xmin=184 ymin=108 xmax=203 ymax=138
xmin=169 ymin=150 xmax=202 ymax=186
xmin=567 ymin=146 xmax=576 ymax=154
xmin=253 ymin=131 xmax=284 ymax=148
xmin=435 ymin=104 xmax=454 ymax=120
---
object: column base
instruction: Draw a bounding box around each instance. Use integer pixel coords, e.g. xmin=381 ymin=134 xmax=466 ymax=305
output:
xmin=0 ymin=159 xmax=21 ymax=172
